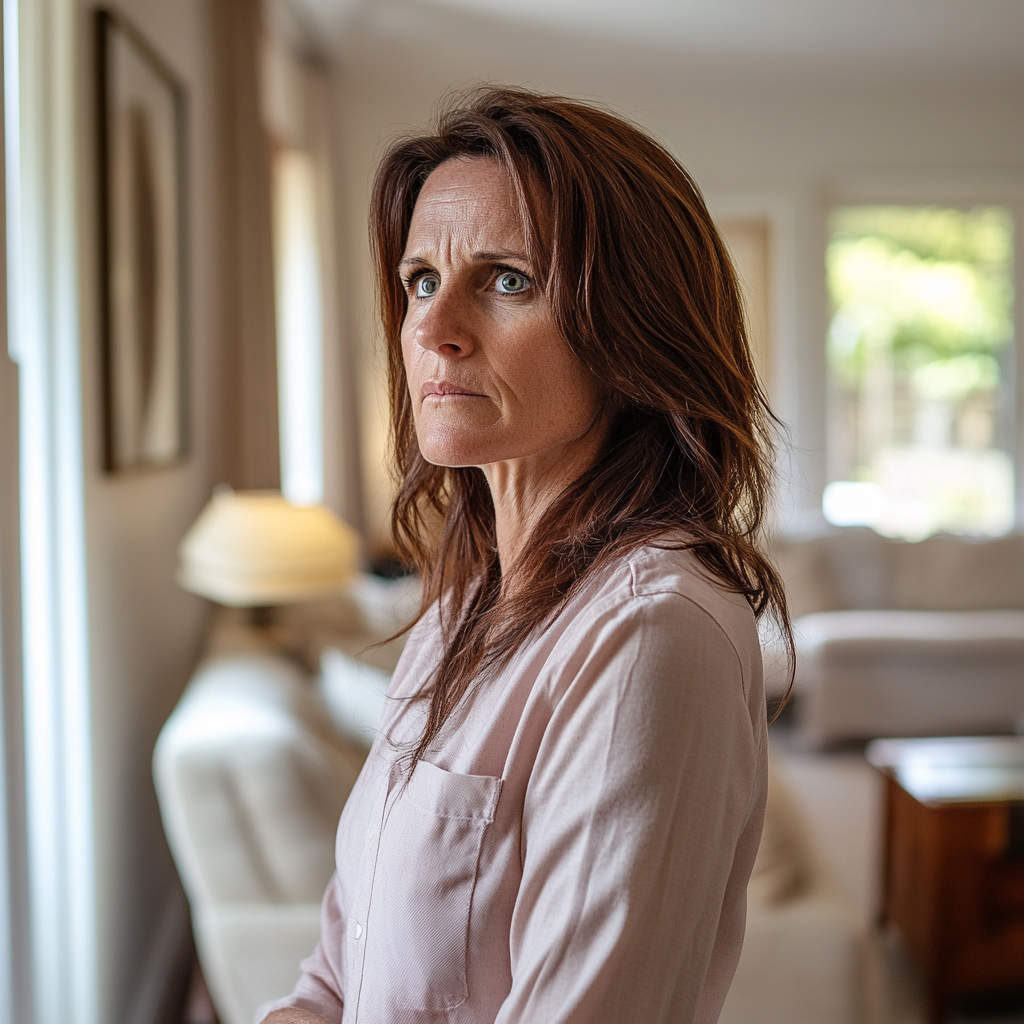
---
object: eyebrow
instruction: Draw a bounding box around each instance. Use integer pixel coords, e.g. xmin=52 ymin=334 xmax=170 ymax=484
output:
xmin=397 ymin=249 xmax=531 ymax=271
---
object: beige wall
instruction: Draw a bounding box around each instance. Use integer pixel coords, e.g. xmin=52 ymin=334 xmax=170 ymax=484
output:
xmin=719 ymin=219 xmax=772 ymax=393
xmin=323 ymin=5 xmax=1024 ymax=546
xmin=76 ymin=0 xmax=221 ymax=1019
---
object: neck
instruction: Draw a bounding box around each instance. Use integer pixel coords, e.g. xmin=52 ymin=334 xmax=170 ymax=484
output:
xmin=480 ymin=423 xmax=609 ymax=580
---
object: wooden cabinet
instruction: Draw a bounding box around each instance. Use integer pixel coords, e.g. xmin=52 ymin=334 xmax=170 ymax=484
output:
xmin=869 ymin=737 xmax=1024 ymax=1024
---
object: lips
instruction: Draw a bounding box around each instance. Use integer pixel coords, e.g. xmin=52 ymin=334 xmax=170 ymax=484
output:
xmin=421 ymin=380 xmax=486 ymax=398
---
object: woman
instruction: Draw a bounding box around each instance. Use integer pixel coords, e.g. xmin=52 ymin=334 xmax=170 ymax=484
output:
xmin=261 ymin=87 xmax=790 ymax=1024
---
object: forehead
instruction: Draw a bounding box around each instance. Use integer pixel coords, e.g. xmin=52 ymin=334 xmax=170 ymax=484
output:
xmin=403 ymin=157 xmax=527 ymax=256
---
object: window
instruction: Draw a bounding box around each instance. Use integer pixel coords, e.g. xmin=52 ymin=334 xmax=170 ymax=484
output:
xmin=824 ymin=206 xmax=1015 ymax=539
xmin=272 ymin=147 xmax=324 ymax=506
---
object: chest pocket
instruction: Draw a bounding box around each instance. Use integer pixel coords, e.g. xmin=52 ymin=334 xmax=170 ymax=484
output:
xmin=369 ymin=759 xmax=502 ymax=1014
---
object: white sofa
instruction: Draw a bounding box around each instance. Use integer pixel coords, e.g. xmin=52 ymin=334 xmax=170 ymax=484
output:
xmin=155 ymin=584 xmax=880 ymax=1024
xmin=153 ymin=652 xmax=356 ymax=1024
xmin=769 ymin=529 xmax=1024 ymax=747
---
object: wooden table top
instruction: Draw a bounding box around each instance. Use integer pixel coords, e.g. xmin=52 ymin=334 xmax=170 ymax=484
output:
xmin=866 ymin=736 xmax=1024 ymax=804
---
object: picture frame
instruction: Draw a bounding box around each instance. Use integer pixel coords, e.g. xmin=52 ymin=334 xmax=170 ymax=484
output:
xmin=96 ymin=8 xmax=188 ymax=473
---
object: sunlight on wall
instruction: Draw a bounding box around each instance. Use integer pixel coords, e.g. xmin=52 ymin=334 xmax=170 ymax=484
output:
xmin=719 ymin=218 xmax=773 ymax=395
xmin=273 ymin=148 xmax=324 ymax=506
xmin=825 ymin=205 xmax=1015 ymax=540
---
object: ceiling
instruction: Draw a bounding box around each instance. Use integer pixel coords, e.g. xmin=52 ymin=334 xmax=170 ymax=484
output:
xmin=291 ymin=0 xmax=1024 ymax=69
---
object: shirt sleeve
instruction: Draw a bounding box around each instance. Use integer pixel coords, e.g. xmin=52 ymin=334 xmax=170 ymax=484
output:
xmin=255 ymin=874 xmax=346 ymax=1023
xmin=494 ymin=588 xmax=766 ymax=1024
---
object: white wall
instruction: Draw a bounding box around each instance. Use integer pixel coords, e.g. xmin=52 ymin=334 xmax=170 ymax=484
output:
xmin=75 ymin=0 xmax=221 ymax=1020
xmin=324 ymin=2 xmax=1024 ymax=547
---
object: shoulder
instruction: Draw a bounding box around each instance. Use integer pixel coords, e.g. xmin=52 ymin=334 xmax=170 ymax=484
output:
xmin=543 ymin=539 xmax=762 ymax=704
xmin=528 ymin=543 xmax=766 ymax=785
xmin=627 ymin=540 xmax=753 ymax=619
xmin=578 ymin=540 xmax=757 ymax=655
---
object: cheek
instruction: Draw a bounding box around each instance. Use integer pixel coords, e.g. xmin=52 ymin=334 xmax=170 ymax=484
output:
xmin=401 ymin=335 xmax=424 ymax=406
xmin=400 ymin=329 xmax=417 ymax=374
xmin=512 ymin=344 xmax=600 ymax=431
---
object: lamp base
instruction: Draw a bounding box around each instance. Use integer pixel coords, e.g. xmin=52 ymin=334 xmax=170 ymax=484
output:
xmin=248 ymin=605 xmax=274 ymax=629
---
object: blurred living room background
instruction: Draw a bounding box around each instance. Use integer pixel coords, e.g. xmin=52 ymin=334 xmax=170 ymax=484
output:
xmin=0 ymin=1 xmax=1023 ymax=1024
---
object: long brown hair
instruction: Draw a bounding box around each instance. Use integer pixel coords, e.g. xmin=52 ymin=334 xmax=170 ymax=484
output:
xmin=371 ymin=87 xmax=792 ymax=762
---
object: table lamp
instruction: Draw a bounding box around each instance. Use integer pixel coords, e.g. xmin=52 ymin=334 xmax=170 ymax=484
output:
xmin=178 ymin=489 xmax=360 ymax=621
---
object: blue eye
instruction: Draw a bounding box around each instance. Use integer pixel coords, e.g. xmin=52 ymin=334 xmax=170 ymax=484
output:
xmin=415 ymin=275 xmax=439 ymax=298
xmin=496 ymin=271 xmax=529 ymax=294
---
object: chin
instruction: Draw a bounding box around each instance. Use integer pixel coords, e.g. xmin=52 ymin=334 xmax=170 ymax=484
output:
xmin=419 ymin=447 xmax=487 ymax=469
xmin=412 ymin=412 xmax=494 ymax=466
xmin=416 ymin=433 xmax=499 ymax=469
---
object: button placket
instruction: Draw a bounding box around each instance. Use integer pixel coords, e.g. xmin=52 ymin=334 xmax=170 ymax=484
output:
xmin=349 ymin=760 xmax=402 ymax=1024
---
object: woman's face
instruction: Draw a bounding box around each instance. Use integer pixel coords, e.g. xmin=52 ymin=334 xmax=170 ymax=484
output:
xmin=399 ymin=157 xmax=603 ymax=474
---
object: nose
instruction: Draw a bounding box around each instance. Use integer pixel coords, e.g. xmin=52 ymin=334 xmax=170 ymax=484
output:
xmin=409 ymin=285 xmax=476 ymax=358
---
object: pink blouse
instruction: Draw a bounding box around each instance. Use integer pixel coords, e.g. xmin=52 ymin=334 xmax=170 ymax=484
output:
xmin=259 ymin=542 xmax=767 ymax=1024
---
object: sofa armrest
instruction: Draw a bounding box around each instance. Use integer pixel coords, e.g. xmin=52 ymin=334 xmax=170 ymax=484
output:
xmin=722 ymin=896 xmax=878 ymax=1024
xmin=154 ymin=653 xmax=363 ymax=906
xmin=193 ymin=902 xmax=322 ymax=1024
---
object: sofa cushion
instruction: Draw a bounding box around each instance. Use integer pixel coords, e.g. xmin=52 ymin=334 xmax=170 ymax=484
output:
xmin=821 ymin=529 xmax=891 ymax=611
xmin=770 ymin=534 xmax=843 ymax=617
xmin=890 ymin=533 xmax=1024 ymax=611
xmin=771 ymin=529 xmax=891 ymax=614
xmin=777 ymin=529 xmax=1024 ymax=614
xmin=748 ymin=761 xmax=811 ymax=908
xmin=720 ymin=897 xmax=868 ymax=1024
xmin=794 ymin=609 xmax=1024 ymax=744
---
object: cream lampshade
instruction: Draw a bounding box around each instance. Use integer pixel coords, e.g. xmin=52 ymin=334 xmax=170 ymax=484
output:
xmin=178 ymin=489 xmax=360 ymax=607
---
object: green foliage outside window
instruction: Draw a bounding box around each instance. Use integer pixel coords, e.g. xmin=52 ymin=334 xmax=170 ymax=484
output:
xmin=828 ymin=206 xmax=1013 ymax=395
xmin=825 ymin=206 xmax=1015 ymax=538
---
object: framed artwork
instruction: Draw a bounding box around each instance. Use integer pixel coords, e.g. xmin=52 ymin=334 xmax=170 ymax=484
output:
xmin=96 ymin=9 xmax=188 ymax=472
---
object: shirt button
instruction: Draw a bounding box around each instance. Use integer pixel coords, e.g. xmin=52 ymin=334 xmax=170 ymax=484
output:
xmin=352 ymin=922 xmax=363 ymax=940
